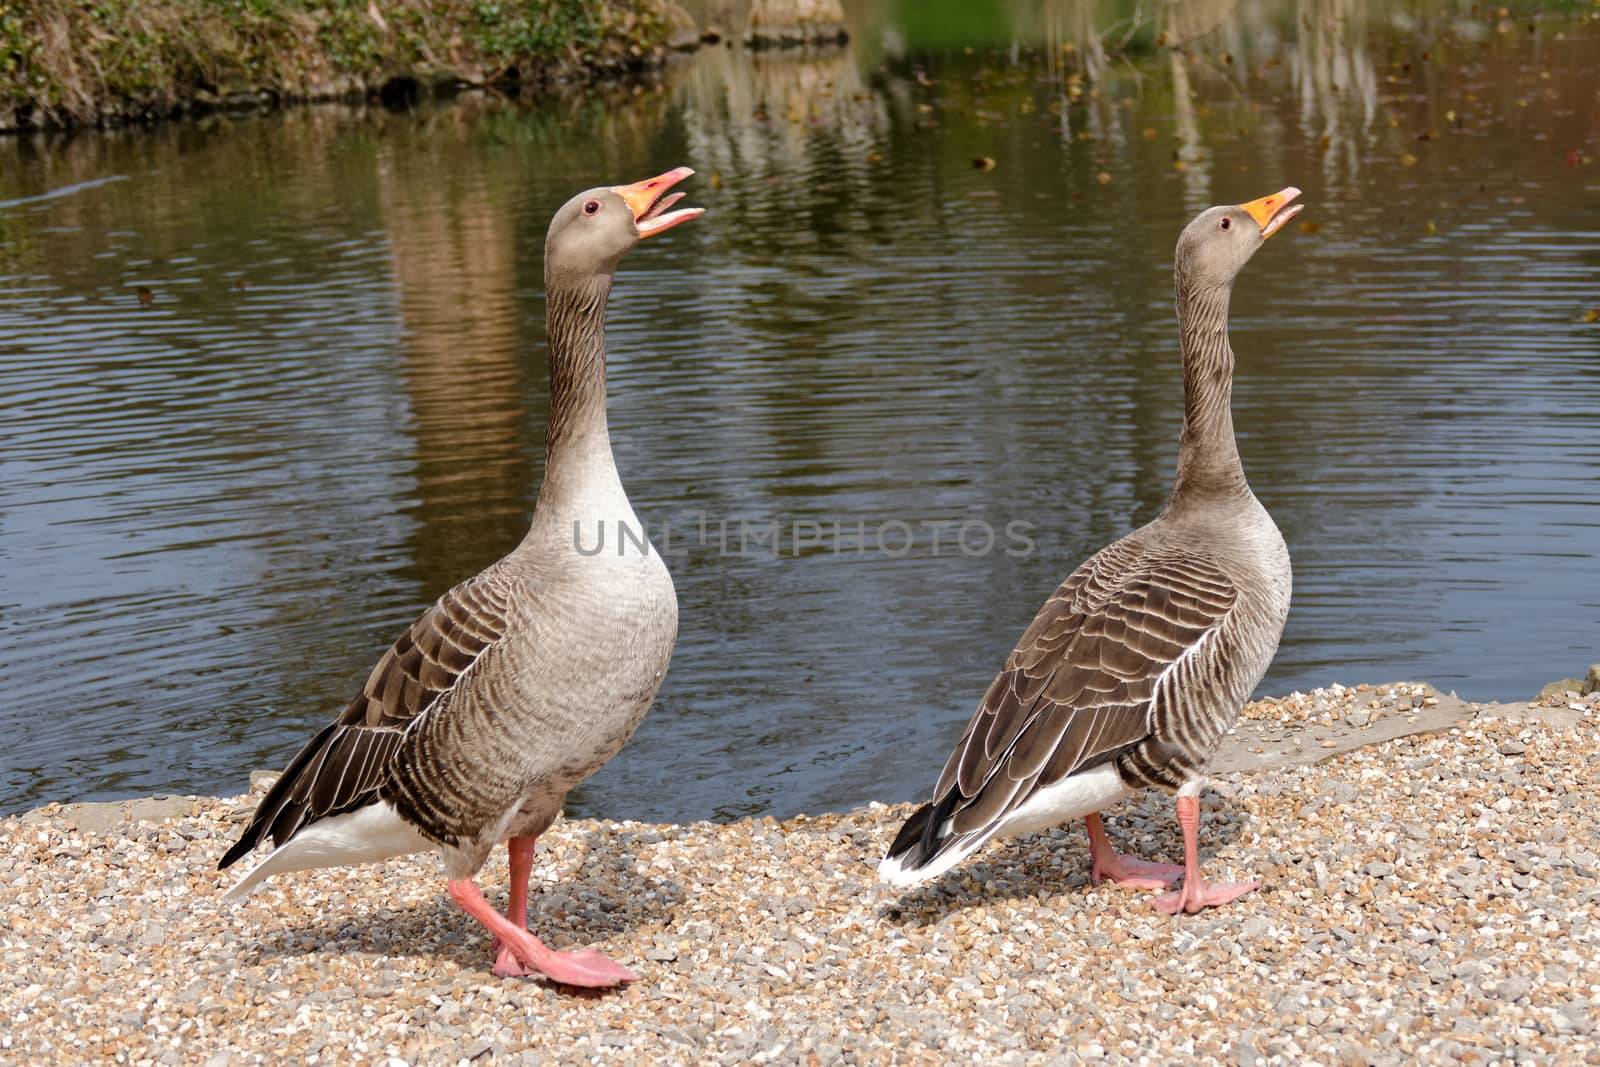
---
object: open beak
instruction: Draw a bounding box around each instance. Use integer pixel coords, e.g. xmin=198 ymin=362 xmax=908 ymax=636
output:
xmin=612 ymin=167 xmax=705 ymax=238
xmin=1240 ymin=186 xmax=1303 ymax=239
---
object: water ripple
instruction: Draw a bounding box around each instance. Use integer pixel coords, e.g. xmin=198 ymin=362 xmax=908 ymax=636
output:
xmin=2 ymin=14 xmax=1599 ymax=819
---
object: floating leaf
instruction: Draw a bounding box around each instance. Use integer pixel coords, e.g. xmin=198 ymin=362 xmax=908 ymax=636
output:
xmin=1401 ymin=152 xmax=1419 ymax=166
xmin=709 ymin=171 xmax=724 ymax=190
xmin=1582 ymin=309 xmax=1600 ymax=324
xmin=136 ymin=286 xmax=153 ymax=306
xmin=1425 ymin=221 xmax=1437 ymax=235
xmin=1416 ymin=130 xmax=1440 ymax=141
xmin=865 ymin=152 xmax=884 ymax=164
xmin=1095 ymin=171 xmax=1112 ymax=185
xmin=1142 ymin=127 xmax=1158 ymax=140
xmin=1298 ymin=220 xmax=1320 ymax=235
xmin=972 ymin=156 xmax=997 ymax=170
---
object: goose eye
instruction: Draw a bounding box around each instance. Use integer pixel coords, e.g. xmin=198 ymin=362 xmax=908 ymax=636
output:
xmin=1219 ymin=217 xmax=1231 ymax=231
xmin=583 ymin=200 xmax=601 ymax=216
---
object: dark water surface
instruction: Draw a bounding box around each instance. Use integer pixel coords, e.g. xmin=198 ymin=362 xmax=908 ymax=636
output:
xmin=2 ymin=3 xmax=1598 ymax=820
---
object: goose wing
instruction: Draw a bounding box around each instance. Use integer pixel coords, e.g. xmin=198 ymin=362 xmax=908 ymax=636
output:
xmin=219 ymin=573 xmax=512 ymax=868
xmin=933 ymin=539 xmax=1239 ymax=836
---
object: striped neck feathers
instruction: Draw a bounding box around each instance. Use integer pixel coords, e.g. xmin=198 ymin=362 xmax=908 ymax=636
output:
xmin=1169 ymin=281 xmax=1248 ymax=507
xmin=538 ymin=271 xmax=621 ymax=512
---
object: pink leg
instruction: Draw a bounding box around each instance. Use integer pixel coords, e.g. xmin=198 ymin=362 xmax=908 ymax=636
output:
xmin=505 ymin=836 xmax=536 ymax=929
xmin=1085 ymin=813 xmax=1184 ymax=890
xmin=447 ymin=879 xmax=637 ymax=988
xmin=489 ymin=836 xmax=538 ymax=973
xmin=1152 ymin=795 xmax=1260 ymax=915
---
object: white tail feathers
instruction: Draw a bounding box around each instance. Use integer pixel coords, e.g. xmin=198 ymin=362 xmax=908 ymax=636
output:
xmin=876 ymin=831 xmax=989 ymax=887
xmin=876 ymin=764 xmax=1131 ymax=889
xmin=222 ymin=802 xmax=432 ymax=902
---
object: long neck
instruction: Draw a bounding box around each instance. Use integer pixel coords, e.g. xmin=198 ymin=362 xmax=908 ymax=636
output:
xmin=537 ymin=270 xmax=619 ymax=515
xmin=1168 ymin=281 xmax=1248 ymax=508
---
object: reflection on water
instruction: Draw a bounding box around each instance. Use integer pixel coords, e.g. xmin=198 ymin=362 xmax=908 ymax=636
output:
xmin=378 ymin=117 xmax=535 ymax=579
xmin=2 ymin=2 xmax=1597 ymax=821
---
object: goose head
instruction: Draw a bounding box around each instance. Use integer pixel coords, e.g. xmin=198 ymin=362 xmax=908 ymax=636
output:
xmin=545 ymin=167 xmax=704 ymax=281
xmin=1176 ymin=187 xmax=1303 ymax=291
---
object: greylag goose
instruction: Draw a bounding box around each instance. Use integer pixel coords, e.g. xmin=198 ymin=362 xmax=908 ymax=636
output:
xmin=218 ymin=168 xmax=704 ymax=985
xmin=879 ymin=188 xmax=1303 ymax=914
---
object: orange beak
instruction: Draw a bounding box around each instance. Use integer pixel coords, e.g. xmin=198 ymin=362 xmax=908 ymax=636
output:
xmin=612 ymin=167 xmax=705 ymax=238
xmin=1239 ymin=186 xmax=1304 ymax=239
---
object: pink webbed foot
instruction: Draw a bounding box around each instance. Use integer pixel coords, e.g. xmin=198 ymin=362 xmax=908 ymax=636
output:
xmin=1149 ymin=794 xmax=1260 ymax=915
xmin=1085 ymin=814 xmax=1184 ymax=890
xmin=492 ymin=944 xmax=525 ymax=977
xmin=448 ymin=878 xmax=637 ymax=989
xmin=1093 ymin=852 xmax=1187 ymax=891
xmin=497 ymin=944 xmax=638 ymax=986
xmin=1153 ymin=876 xmax=1260 ymax=915
xmin=492 ymin=942 xmax=638 ymax=985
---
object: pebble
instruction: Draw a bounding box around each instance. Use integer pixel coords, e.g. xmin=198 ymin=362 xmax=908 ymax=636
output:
xmin=1 ymin=685 xmax=1596 ymax=1062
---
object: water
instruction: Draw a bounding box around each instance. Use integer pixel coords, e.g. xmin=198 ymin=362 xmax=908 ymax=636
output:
xmin=2 ymin=2 xmax=1597 ymax=821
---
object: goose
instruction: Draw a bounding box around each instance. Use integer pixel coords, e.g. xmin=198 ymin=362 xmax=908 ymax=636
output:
xmin=879 ymin=188 xmax=1303 ymax=914
xmin=218 ymin=168 xmax=704 ymax=985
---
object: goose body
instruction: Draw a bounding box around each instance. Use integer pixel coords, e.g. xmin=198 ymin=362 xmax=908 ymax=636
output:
xmin=880 ymin=188 xmax=1303 ymax=914
xmin=220 ymin=168 xmax=704 ymax=985
xmin=221 ymin=511 xmax=676 ymax=896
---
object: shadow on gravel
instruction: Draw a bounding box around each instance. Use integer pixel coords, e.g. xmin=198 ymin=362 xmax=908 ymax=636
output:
xmin=240 ymin=827 xmax=685 ymax=976
xmin=875 ymin=788 xmax=1251 ymax=925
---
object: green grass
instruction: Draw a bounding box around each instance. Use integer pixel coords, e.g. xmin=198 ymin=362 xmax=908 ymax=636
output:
xmin=0 ymin=0 xmax=681 ymax=130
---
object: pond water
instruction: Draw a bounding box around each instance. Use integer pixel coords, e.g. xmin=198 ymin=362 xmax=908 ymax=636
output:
xmin=2 ymin=1 xmax=1598 ymax=821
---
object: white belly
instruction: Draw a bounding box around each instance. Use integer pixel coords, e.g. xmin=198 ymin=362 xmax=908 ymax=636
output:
xmin=995 ymin=763 xmax=1131 ymax=838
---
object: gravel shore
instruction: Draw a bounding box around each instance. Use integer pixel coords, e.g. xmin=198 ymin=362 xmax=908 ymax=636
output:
xmin=3 ymin=683 xmax=1597 ymax=1065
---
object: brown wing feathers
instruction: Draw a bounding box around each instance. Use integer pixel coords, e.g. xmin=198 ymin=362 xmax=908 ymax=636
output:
xmin=931 ymin=547 xmax=1238 ymax=841
xmin=218 ymin=578 xmax=510 ymax=869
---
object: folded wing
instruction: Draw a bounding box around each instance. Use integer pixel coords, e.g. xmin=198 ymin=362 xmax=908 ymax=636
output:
xmin=932 ymin=540 xmax=1239 ymax=842
xmin=218 ymin=573 xmax=512 ymax=868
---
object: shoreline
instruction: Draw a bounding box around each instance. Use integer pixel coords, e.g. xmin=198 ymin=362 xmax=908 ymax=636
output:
xmin=9 ymin=680 xmax=1587 ymax=827
xmin=5 ymin=683 xmax=1599 ymax=1061
xmin=0 ymin=2 xmax=774 ymax=133
xmin=2 ymin=0 xmax=697 ymax=134
xmin=1 ymin=0 xmax=853 ymax=134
